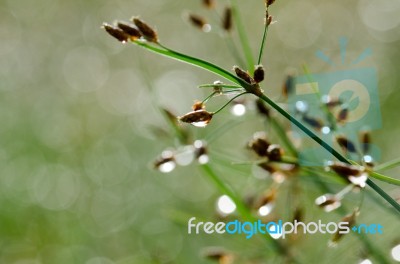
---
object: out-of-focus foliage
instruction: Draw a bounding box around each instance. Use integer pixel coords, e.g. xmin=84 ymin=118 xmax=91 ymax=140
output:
xmin=0 ymin=0 xmax=399 ymax=263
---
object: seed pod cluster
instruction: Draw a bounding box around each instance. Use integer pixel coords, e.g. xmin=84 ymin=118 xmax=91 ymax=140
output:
xmin=103 ymin=17 xmax=159 ymax=43
xmin=327 ymin=162 xmax=368 ymax=188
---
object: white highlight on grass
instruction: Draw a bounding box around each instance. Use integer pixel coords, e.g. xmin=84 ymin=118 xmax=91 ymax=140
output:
xmin=217 ymin=195 xmax=236 ymax=215
xmin=231 ymin=104 xmax=246 ymax=116
xmin=391 ymin=244 xmax=400 ymax=262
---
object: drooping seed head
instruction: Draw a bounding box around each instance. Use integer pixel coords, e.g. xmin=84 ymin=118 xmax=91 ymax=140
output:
xmin=213 ymin=80 xmax=223 ymax=94
xmin=282 ymin=74 xmax=294 ymax=98
xmin=233 ymin=66 xmax=253 ymax=84
xmin=253 ymin=65 xmax=265 ymax=83
xmin=178 ymin=109 xmax=213 ymax=127
xmin=302 ymin=115 xmax=324 ymax=130
xmin=188 ymin=13 xmax=210 ymax=32
xmin=257 ymin=189 xmax=277 ymax=216
xmin=336 ymin=135 xmax=357 ymax=153
xmin=117 ymin=21 xmax=142 ymax=40
xmin=222 ymin=7 xmax=232 ymax=31
xmin=194 ymin=140 xmax=209 ymax=164
xmin=132 ymin=17 xmax=158 ymax=43
xmin=315 ymin=194 xmax=341 ymax=212
xmin=102 ymin=23 xmax=130 ymax=43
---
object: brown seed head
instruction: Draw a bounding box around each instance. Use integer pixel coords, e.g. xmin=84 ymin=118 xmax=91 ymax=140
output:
xmin=178 ymin=109 xmax=213 ymax=127
xmin=202 ymin=0 xmax=215 ymax=9
xmin=132 ymin=17 xmax=158 ymax=43
xmin=248 ymin=132 xmax=270 ymax=157
xmin=328 ymin=161 xmax=364 ymax=177
xmin=255 ymin=99 xmax=270 ymax=118
xmin=282 ymin=74 xmax=294 ymax=98
xmin=192 ymin=101 xmax=205 ymax=111
xmin=337 ymin=107 xmax=348 ymax=124
xmin=265 ymin=0 xmax=276 ymax=7
xmin=188 ymin=13 xmax=209 ymax=31
xmin=102 ymin=23 xmax=129 ymax=43
xmin=222 ymin=7 xmax=232 ymax=31
xmin=336 ymin=135 xmax=357 ymax=153
xmin=331 ymin=210 xmax=358 ymax=244
xmin=302 ymin=115 xmax=324 ymax=130
xmin=258 ymin=162 xmax=276 ymax=174
xmin=267 ymin=144 xmax=283 ymax=161
xmin=253 ymin=65 xmax=265 ymax=83
xmin=315 ymin=194 xmax=341 ymax=212
xmin=233 ymin=66 xmax=253 ymax=84
xmin=360 ymin=130 xmax=371 ymax=154
xmin=117 ymin=21 xmax=142 ymax=40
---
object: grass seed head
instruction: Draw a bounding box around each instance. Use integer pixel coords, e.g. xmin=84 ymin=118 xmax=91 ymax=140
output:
xmin=336 ymin=135 xmax=357 ymax=153
xmin=117 ymin=21 xmax=142 ymax=40
xmin=253 ymin=65 xmax=265 ymax=83
xmin=233 ymin=66 xmax=253 ymax=84
xmin=132 ymin=17 xmax=158 ymax=43
xmin=222 ymin=7 xmax=232 ymax=31
xmin=102 ymin=23 xmax=130 ymax=43
xmin=179 ymin=109 xmax=213 ymax=127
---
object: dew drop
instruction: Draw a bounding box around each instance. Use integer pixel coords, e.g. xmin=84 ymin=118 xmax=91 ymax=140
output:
xmin=258 ymin=203 xmax=274 ymax=216
xmin=359 ymin=259 xmax=372 ymax=264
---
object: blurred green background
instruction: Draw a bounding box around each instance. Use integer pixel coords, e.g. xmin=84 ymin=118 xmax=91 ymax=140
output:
xmin=1 ymin=0 xmax=400 ymax=263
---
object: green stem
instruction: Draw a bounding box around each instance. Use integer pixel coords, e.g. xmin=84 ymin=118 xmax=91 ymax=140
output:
xmin=375 ymin=157 xmax=400 ymax=172
xmin=368 ymin=170 xmax=400 ymax=186
xmin=200 ymin=164 xmax=290 ymax=257
xmin=198 ymin=83 xmax=242 ymax=89
xmin=257 ymin=92 xmax=400 ymax=213
xmin=257 ymin=21 xmax=269 ymax=65
xmin=213 ymin=92 xmax=248 ymax=115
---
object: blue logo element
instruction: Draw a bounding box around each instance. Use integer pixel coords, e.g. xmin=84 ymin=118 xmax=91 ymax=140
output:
xmin=288 ymin=37 xmax=382 ymax=165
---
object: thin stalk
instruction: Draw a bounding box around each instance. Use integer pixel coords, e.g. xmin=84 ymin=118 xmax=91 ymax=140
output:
xmin=257 ymin=92 xmax=400 ymax=213
xmin=269 ymin=118 xmax=297 ymax=157
xmin=257 ymin=21 xmax=269 ymax=65
xmin=375 ymin=157 xmax=400 ymax=172
xmin=200 ymin=164 xmax=291 ymax=257
xmin=202 ymin=91 xmax=217 ymax=104
xmin=213 ymin=92 xmax=248 ymax=114
xmin=229 ymin=0 xmax=255 ymax=72
xmin=198 ymin=83 xmax=242 ymax=89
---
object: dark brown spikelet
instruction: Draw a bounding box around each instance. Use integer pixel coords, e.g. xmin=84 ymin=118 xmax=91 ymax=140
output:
xmin=258 ymin=162 xmax=276 ymax=173
xmin=282 ymin=75 xmax=294 ymax=98
xmin=337 ymin=107 xmax=348 ymax=124
xmin=336 ymin=135 xmax=357 ymax=153
xmin=202 ymin=248 xmax=234 ymax=264
xmin=248 ymin=132 xmax=271 ymax=157
xmin=178 ymin=109 xmax=213 ymax=127
xmin=255 ymin=99 xmax=270 ymax=118
xmin=102 ymin=23 xmax=129 ymax=43
xmin=360 ymin=130 xmax=371 ymax=154
xmin=302 ymin=115 xmax=323 ymax=130
xmin=202 ymin=0 xmax=215 ymax=9
xmin=132 ymin=17 xmax=158 ymax=43
xmin=266 ymin=0 xmax=276 ymax=7
xmin=267 ymin=144 xmax=283 ymax=161
xmin=253 ymin=65 xmax=265 ymax=83
xmin=233 ymin=66 xmax=253 ymax=84
xmin=188 ymin=13 xmax=208 ymax=31
xmin=222 ymin=7 xmax=232 ymax=31
xmin=117 ymin=21 xmax=142 ymax=40
xmin=329 ymin=162 xmax=363 ymax=177
xmin=331 ymin=210 xmax=358 ymax=245
xmin=192 ymin=101 xmax=205 ymax=111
